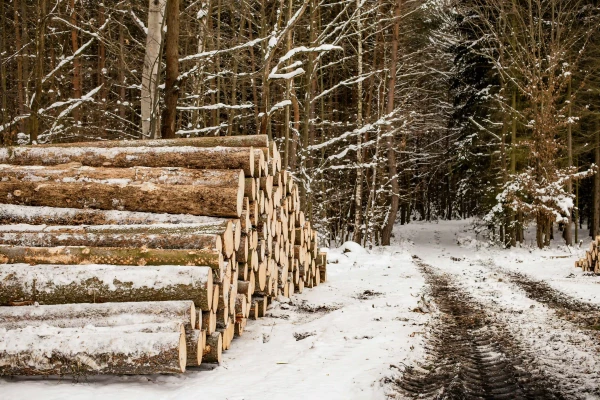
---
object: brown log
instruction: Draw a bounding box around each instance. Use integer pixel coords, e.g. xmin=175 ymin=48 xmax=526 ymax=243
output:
xmin=203 ymin=331 xmax=222 ymax=364
xmin=186 ymin=329 xmax=203 ymax=366
xmin=237 ymin=280 xmax=253 ymax=299
xmin=254 ymin=262 xmax=267 ymax=292
xmin=0 ymin=300 xmax=196 ymax=331
xmin=254 ymin=295 xmax=268 ymax=317
xmin=201 ymin=311 xmax=217 ymax=334
xmin=0 ymin=226 xmax=223 ymax=256
xmin=244 ymin=178 xmax=256 ymax=200
xmin=252 ymin=149 xmax=265 ymax=178
xmin=259 ymin=176 xmax=273 ymax=199
xmin=0 ymin=164 xmax=245 ymax=188
xmin=0 ymin=264 xmax=213 ymax=311
xmin=234 ymin=318 xmax=247 ymax=337
xmin=0 ymin=208 xmax=235 ymax=257
xmin=230 ymin=218 xmax=242 ymax=253
xmin=297 ymin=278 xmax=304 ymax=294
xmin=0 ymin=246 xmax=224 ymax=277
xmin=248 ymin=300 xmax=259 ymax=320
xmin=235 ymin=235 xmax=249 ymax=263
xmin=0 ymin=146 xmax=256 ymax=177
xmin=235 ymin=294 xmax=247 ymax=318
xmin=0 ymin=180 xmax=243 ymax=218
xmin=216 ymin=306 xmax=229 ymax=328
xmin=0 ymin=330 xmax=187 ymax=375
xmin=18 ymin=135 xmax=270 ymax=150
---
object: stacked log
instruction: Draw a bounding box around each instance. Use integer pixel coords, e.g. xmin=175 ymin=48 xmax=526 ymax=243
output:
xmin=575 ymin=236 xmax=600 ymax=274
xmin=0 ymin=134 xmax=328 ymax=377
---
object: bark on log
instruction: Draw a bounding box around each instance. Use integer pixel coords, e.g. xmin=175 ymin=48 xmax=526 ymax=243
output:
xmin=203 ymin=331 xmax=222 ymax=364
xmin=0 ymin=330 xmax=187 ymax=375
xmin=0 ymin=300 xmax=195 ymax=331
xmin=0 ymin=229 xmax=222 ymax=255
xmin=248 ymin=301 xmax=259 ymax=320
xmin=21 ymin=135 xmax=269 ymax=150
xmin=0 ymin=246 xmax=224 ymax=275
xmin=0 ymin=146 xmax=255 ymax=177
xmin=0 ymin=264 xmax=213 ymax=311
xmin=185 ymin=329 xmax=203 ymax=366
xmin=201 ymin=311 xmax=217 ymax=334
xmin=0 ymin=206 xmax=235 ymax=253
xmin=0 ymin=181 xmax=243 ymax=218
xmin=244 ymin=178 xmax=256 ymax=200
xmin=0 ymin=164 xmax=245 ymax=188
xmin=234 ymin=318 xmax=246 ymax=337
xmin=254 ymin=295 xmax=267 ymax=318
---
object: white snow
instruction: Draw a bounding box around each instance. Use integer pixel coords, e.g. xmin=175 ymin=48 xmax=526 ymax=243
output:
xmin=0 ymin=241 xmax=428 ymax=399
xmin=2 ymin=219 xmax=598 ymax=397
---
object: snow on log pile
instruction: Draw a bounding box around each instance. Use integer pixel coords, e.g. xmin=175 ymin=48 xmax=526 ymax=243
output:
xmin=0 ymin=134 xmax=328 ymax=376
xmin=575 ymin=236 xmax=600 ymax=274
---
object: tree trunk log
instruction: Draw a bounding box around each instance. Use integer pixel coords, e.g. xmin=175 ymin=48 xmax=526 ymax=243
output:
xmin=0 ymin=264 xmax=213 ymax=311
xmin=185 ymin=328 xmax=203 ymax=366
xmin=0 ymin=300 xmax=195 ymax=331
xmin=0 ymin=181 xmax=243 ymax=218
xmin=203 ymin=331 xmax=222 ymax=364
xmin=0 ymin=330 xmax=187 ymax=375
xmin=0 ymin=164 xmax=244 ymax=188
xmin=25 ymin=135 xmax=269 ymax=150
xmin=0 ymin=245 xmax=224 ymax=274
xmin=0 ymin=218 xmax=235 ymax=258
xmin=0 ymin=230 xmax=222 ymax=254
xmin=0 ymin=146 xmax=256 ymax=177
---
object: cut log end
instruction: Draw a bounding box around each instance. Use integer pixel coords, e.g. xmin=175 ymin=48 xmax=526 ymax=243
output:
xmin=179 ymin=332 xmax=188 ymax=372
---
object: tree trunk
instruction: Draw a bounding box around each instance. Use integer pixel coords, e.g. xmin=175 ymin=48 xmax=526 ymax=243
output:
xmin=0 ymin=180 xmax=243 ymax=218
xmin=0 ymin=230 xmax=222 ymax=254
xmin=70 ymin=0 xmax=82 ymax=128
xmin=13 ymin=0 xmax=25 ymax=134
xmin=1 ymin=164 xmax=245 ymax=186
xmin=185 ymin=329 xmax=203 ymax=366
xmin=381 ymin=0 xmax=401 ymax=246
xmin=29 ymin=134 xmax=269 ymax=149
xmin=352 ymin=0 xmax=363 ymax=243
xmin=0 ymin=301 xmax=196 ymax=331
xmin=0 ymin=331 xmax=186 ymax=375
xmin=0 ymin=146 xmax=256 ymax=177
xmin=0 ymin=205 xmax=236 ymax=252
xmin=0 ymin=264 xmax=213 ymax=310
xmin=203 ymin=331 xmax=222 ymax=364
xmin=565 ymin=76 xmax=573 ymax=246
xmin=141 ymin=0 xmax=166 ymax=138
xmin=594 ymin=122 xmax=600 ymax=238
xmin=0 ymin=245 xmax=225 ymax=273
xmin=160 ymin=0 xmax=180 ymax=139
xmin=28 ymin=0 xmax=46 ymax=143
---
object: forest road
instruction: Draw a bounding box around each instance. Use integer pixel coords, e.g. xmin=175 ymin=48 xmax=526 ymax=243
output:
xmin=389 ymin=222 xmax=600 ymax=399
xmin=395 ymin=256 xmax=566 ymax=399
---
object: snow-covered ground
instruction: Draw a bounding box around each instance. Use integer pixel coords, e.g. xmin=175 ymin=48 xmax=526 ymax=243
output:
xmin=396 ymin=219 xmax=600 ymax=306
xmin=0 ymin=238 xmax=428 ymax=400
xmin=2 ymin=219 xmax=599 ymax=399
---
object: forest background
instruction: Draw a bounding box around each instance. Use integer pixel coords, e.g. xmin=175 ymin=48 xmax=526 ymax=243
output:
xmin=0 ymin=0 xmax=599 ymax=248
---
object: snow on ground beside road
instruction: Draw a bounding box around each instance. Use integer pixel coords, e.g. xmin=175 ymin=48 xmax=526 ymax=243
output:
xmin=395 ymin=219 xmax=600 ymax=306
xmin=0 ymin=243 xmax=428 ymax=400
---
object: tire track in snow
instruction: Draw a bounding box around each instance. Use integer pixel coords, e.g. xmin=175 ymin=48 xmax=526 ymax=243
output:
xmin=479 ymin=260 xmax=600 ymax=333
xmin=391 ymin=256 xmax=564 ymax=399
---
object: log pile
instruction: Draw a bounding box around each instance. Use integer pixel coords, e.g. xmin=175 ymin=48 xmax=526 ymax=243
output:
xmin=0 ymin=134 xmax=328 ymax=376
xmin=575 ymin=237 xmax=600 ymax=273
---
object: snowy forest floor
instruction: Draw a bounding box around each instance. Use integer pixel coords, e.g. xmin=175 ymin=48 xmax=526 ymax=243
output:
xmin=2 ymin=220 xmax=600 ymax=399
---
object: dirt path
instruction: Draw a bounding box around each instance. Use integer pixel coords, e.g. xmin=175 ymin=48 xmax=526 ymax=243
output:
xmin=393 ymin=257 xmax=565 ymax=399
xmin=480 ymin=260 xmax=600 ymax=332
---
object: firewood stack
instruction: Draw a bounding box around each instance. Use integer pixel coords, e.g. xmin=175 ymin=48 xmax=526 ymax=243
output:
xmin=0 ymin=135 xmax=328 ymax=376
xmin=575 ymin=236 xmax=600 ymax=274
